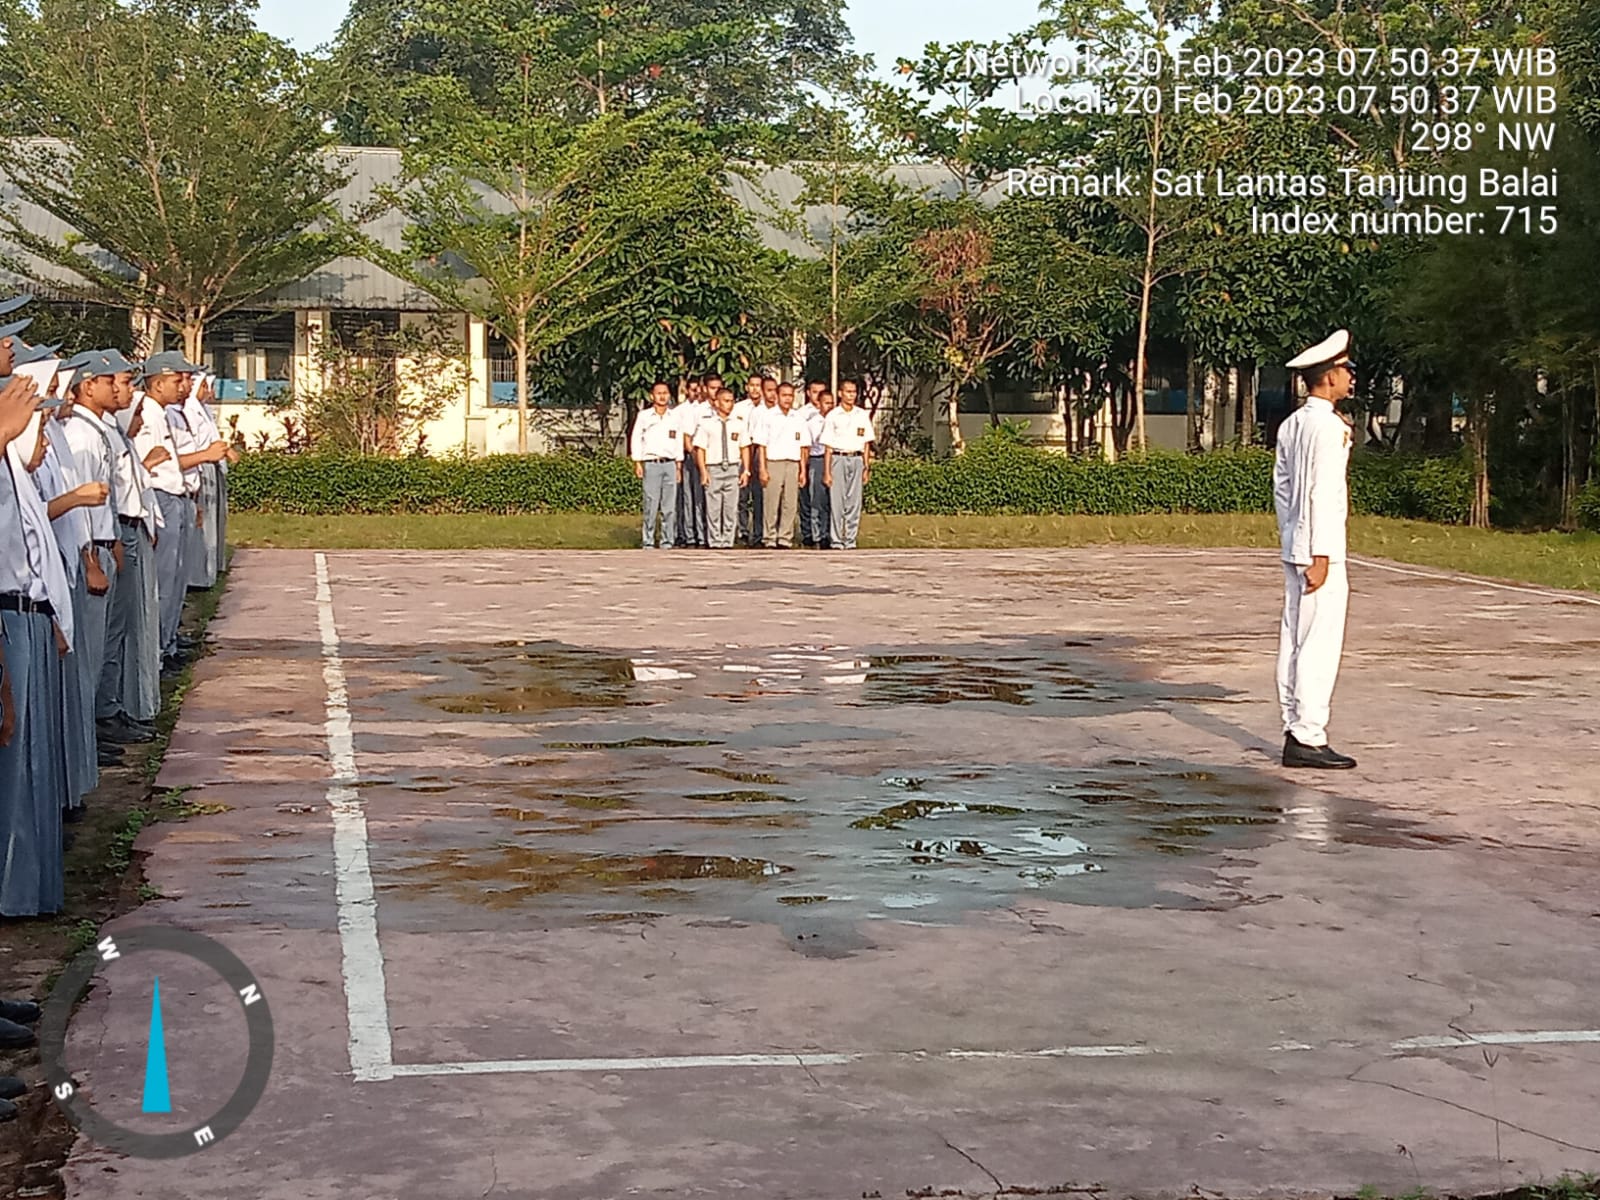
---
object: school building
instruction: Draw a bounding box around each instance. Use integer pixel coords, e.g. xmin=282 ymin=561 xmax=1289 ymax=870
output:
xmin=1 ymin=145 xmax=1294 ymax=455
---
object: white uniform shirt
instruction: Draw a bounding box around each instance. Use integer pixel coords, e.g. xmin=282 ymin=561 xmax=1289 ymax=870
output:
xmin=756 ymin=408 xmax=809 ymax=463
xmin=0 ymin=463 xmax=32 ymax=596
xmin=803 ymin=407 xmax=827 ymax=458
xmin=39 ymin=433 xmax=90 ymax=584
xmin=630 ymin=406 xmax=683 ymax=461
xmin=672 ymin=401 xmax=710 ymax=458
xmin=97 ymin=411 xmax=150 ymax=524
xmin=128 ymin=395 xmax=185 ymax=496
xmin=167 ymin=404 xmax=205 ymax=495
xmin=60 ymin=412 xmax=118 ymax=542
xmin=822 ymin=407 xmax=876 ymax=453
xmin=5 ymin=423 xmax=74 ymax=646
xmin=693 ymin=412 xmax=748 ymax=466
xmin=1273 ymin=395 xmax=1351 ymax=566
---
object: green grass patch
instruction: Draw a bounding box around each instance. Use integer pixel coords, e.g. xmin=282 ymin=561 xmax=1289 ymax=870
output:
xmin=229 ymin=511 xmax=1600 ymax=594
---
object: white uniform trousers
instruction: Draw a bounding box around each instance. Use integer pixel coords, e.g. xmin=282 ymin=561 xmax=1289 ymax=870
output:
xmin=1276 ymin=560 xmax=1349 ymax=747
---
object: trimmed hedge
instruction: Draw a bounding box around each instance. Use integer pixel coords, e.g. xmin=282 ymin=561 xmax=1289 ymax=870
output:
xmin=231 ymin=431 xmax=1473 ymax=524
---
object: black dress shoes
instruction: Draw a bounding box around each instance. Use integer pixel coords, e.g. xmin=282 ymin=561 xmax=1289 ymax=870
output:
xmin=1283 ymin=734 xmax=1357 ymax=770
xmin=0 ymin=1018 xmax=36 ymax=1050
xmin=0 ymin=999 xmax=40 ymax=1025
xmin=0 ymin=1097 xmax=15 ymax=1122
xmin=98 ymin=716 xmax=155 ymax=745
xmin=0 ymin=1077 xmax=25 ymax=1100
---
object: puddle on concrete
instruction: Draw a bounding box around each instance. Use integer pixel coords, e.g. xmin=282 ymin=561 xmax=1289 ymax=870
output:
xmin=376 ymin=636 xmax=1452 ymax=948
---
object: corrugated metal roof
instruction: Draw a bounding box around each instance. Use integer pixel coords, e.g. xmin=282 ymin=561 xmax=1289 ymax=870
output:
xmin=0 ymin=143 xmax=982 ymax=311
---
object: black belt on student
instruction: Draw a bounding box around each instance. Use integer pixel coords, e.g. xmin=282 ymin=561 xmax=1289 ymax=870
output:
xmin=118 ymin=515 xmax=141 ymax=528
xmin=832 ymin=451 xmax=864 ymax=457
xmin=93 ymin=539 xmax=117 ymax=549
xmin=645 ymin=457 xmax=677 ymax=463
xmin=0 ymin=594 xmax=54 ymax=617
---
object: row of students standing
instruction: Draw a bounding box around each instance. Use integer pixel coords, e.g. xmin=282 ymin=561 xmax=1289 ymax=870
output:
xmin=631 ymin=373 xmax=877 ymax=551
xmin=0 ymin=292 xmax=234 ymax=920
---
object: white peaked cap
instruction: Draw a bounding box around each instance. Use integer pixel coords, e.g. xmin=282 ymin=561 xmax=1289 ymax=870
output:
xmin=1286 ymin=329 xmax=1352 ymax=370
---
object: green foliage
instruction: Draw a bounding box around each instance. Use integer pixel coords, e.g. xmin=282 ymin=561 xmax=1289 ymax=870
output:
xmin=232 ymin=428 xmax=1471 ymax=522
xmin=0 ymin=0 xmax=344 ymax=349
xmin=1578 ymin=482 xmax=1600 ymax=532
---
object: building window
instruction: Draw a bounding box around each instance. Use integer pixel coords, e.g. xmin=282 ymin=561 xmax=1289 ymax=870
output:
xmin=201 ymin=312 xmax=294 ymax=403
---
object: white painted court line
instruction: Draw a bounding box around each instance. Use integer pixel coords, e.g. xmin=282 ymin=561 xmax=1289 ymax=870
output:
xmin=377 ymin=1030 xmax=1600 ymax=1080
xmin=1351 ymin=555 xmax=1600 ymax=606
xmin=315 ymin=552 xmax=396 ymax=1083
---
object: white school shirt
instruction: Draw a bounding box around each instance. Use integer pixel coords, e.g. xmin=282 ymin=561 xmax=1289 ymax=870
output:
xmin=803 ymin=407 xmax=827 ymax=458
xmin=126 ymin=395 xmax=185 ymax=496
xmin=1272 ymin=395 xmax=1351 ymax=566
xmin=167 ymin=404 xmax=205 ymax=495
xmin=693 ymin=412 xmax=748 ymax=466
xmin=59 ymin=411 xmax=118 ymax=542
xmin=822 ymin=406 xmax=876 ymax=453
xmin=756 ymin=408 xmax=809 ymax=462
xmin=38 ymin=434 xmax=90 ymax=585
xmin=96 ymin=411 xmax=151 ymax=525
xmin=5 ymin=420 xmax=74 ymax=647
xmin=672 ymin=401 xmax=710 ymax=458
xmin=630 ymin=406 xmax=683 ymax=461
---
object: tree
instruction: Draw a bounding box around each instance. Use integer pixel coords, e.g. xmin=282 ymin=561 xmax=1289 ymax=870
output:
xmin=360 ymin=0 xmax=724 ymax=454
xmin=0 ymin=0 xmax=345 ymax=361
xmin=295 ymin=315 xmax=467 ymax=455
xmin=329 ymin=0 xmax=857 ymax=157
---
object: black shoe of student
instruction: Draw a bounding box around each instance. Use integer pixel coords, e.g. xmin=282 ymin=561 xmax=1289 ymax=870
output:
xmin=0 ymin=1077 xmax=25 ymax=1101
xmin=63 ymin=805 xmax=86 ymax=824
xmin=98 ymin=717 xmax=154 ymax=745
xmin=0 ymin=1018 xmax=36 ymax=1050
xmin=0 ymin=1097 xmax=16 ymax=1122
xmin=0 ymin=1000 xmax=40 ymax=1025
xmin=98 ymin=744 xmax=125 ymax=767
xmin=1283 ymin=734 xmax=1357 ymax=770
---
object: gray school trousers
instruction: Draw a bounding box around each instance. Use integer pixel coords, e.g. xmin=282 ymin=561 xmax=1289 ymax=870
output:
xmin=705 ymin=463 xmax=741 ymax=548
xmin=99 ymin=521 xmax=159 ymax=722
xmin=802 ymin=457 xmax=830 ymax=546
xmin=762 ymin=461 xmax=801 ymax=548
xmin=154 ymin=491 xmax=192 ymax=655
xmin=829 ymin=454 xmax=865 ymax=549
xmin=641 ymin=460 xmax=678 ymax=548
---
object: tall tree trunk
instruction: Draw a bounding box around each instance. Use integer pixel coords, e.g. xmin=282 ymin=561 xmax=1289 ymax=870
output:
xmin=946 ymin=380 xmax=965 ymax=456
xmin=829 ymin=336 xmax=841 ymax=400
xmin=983 ymin=377 xmax=999 ymax=428
xmin=1238 ymin=365 xmax=1254 ymax=447
xmin=1058 ymin=382 xmax=1074 ymax=453
xmin=1185 ymin=347 xmax=1200 ymax=452
xmin=1132 ymin=109 xmax=1163 ymax=454
xmin=1201 ymin=366 xmax=1219 ymax=453
xmin=1424 ymin=388 xmax=1454 ymax=454
xmin=182 ymin=322 xmax=204 ymax=365
xmin=515 ymin=336 xmax=529 ymax=455
xmin=1468 ymin=396 xmax=1491 ymax=528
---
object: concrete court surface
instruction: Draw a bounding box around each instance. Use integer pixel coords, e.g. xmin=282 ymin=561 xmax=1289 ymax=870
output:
xmin=57 ymin=547 xmax=1600 ymax=1200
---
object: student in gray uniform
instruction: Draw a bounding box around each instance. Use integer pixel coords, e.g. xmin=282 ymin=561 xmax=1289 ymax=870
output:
xmin=84 ymin=353 xmax=163 ymax=740
xmin=33 ymin=371 xmax=111 ymax=810
xmin=56 ymin=360 xmax=123 ymax=769
xmin=693 ymin=387 xmax=749 ymax=549
xmin=802 ymin=388 xmax=832 ymax=548
xmin=133 ymin=352 xmax=226 ymax=668
xmin=822 ymin=378 xmax=876 ymax=550
xmin=630 ymin=382 xmax=682 ymax=549
xmin=1 ymin=371 xmax=71 ymax=918
xmin=756 ymin=383 xmax=809 ymax=549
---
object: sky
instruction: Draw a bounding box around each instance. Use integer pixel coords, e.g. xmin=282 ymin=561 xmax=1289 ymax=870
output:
xmin=252 ymin=0 xmax=1049 ymax=73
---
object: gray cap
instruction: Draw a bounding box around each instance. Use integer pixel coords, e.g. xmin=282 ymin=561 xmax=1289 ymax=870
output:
xmin=139 ymin=349 xmax=203 ymax=379
xmin=0 ymin=294 xmax=31 ymax=319
xmin=0 ymin=315 xmax=33 ymax=340
xmin=11 ymin=339 xmax=62 ymax=367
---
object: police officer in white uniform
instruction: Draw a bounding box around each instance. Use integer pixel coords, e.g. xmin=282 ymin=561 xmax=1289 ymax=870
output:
xmin=1275 ymin=330 xmax=1358 ymax=770
xmin=630 ymin=382 xmax=682 ymax=549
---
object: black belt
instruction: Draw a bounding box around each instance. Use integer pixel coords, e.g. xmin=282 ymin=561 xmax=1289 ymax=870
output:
xmin=93 ymin=539 xmax=117 ymax=549
xmin=832 ymin=451 xmax=864 ymax=457
xmin=118 ymin=515 xmax=141 ymax=528
xmin=645 ymin=457 xmax=677 ymax=463
xmin=0 ymin=594 xmax=54 ymax=616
